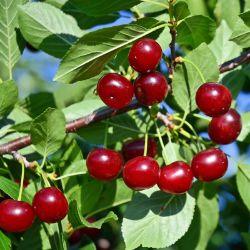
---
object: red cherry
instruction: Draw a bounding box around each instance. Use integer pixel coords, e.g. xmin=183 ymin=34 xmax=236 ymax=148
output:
xmin=97 ymin=73 xmax=133 ymax=109
xmin=128 ymin=38 xmax=162 ymax=73
xmin=0 ymin=199 xmax=35 ymax=232
xmin=123 ymin=156 xmax=160 ymax=190
xmin=157 ymin=161 xmax=193 ymax=194
xmin=196 ymin=83 xmax=232 ymax=117
xmin=134 ymin=72 xmax=168 ymax=106
xmin=208 ymin=109 xmax=242 ymax=144
xmin=32 ymin=187 xmax=68 ymax=223
xmin=191 ymin=148 xmax=228 ymax=181
xmin=122 ymin=138 xmax=157 ymax=160
xmin=86 ymin=148 xmax=123 ymax=181
xmin=69 ymin=217 xmax=100 ymax=245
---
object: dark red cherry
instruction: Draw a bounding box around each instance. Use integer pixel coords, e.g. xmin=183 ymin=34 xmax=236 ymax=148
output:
xmin=208 ymin=109 xmax=242 ymax=144
xmin=196 ymin=82 xmax=232 ymax=117
xmin=32 ymin=187 xmax=68 ymax=223
xmin=128 ymin=38 xmax=162 ymax=73
xmin=134 ymin=72 xmax=168 ymax=106
xmin=0 ymin=199 xmax=35 ymax=232
xmin=157 ymin=161 xmax=193 ymax=194
xmin=122 ymin=138 xmax=157 ymax=160
xmin=86 ymin=148 xmax=123 ymax=181
xmin=123 ymin=156 xmax=160 ymax=190
xmin=191 ymin=148 xmax=228 ymax=181
xmin=97 ymin=73 xmax=133 ymax=109
xmin=69 ymin=217 xmax=100 ymax=244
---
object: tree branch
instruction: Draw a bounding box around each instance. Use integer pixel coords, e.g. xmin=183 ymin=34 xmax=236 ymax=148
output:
xmin=0 ymin=100 xmax=141 ymax=155
xmin=219 ymin=49 xmax=250 ymax=73
xmin=0 ymin=50 xmax=249 ymax=156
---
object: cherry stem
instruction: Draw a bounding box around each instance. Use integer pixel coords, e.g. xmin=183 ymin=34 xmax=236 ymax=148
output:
xmin=35 ymin=162 xmax=51 ymax=187
xmin=143 ymin=125 xmax=149 ymax=156
xmin=154 ymin=121 xmax=170 ymax=165
xmin=192 ymin=113 xmax=211 ymax=122
xmin=17 ymin=160 xmax=25 ymax=201
xmin=181 ymin=58 xmax=206 ymax=83
xmin=173 ymin=111 xmax=188 ymax=130
xmin=54 ymin=171 xmax=86 ymax=180
xmin=166 ymin=130 xmax=177 ymax=162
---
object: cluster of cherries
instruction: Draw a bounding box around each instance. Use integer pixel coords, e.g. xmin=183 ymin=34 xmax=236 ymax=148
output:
xmin=0 ymin=187 xmax=68 ymax=233
xmin=97 ymin=38 xmax=168 ymax=108
xmin=196 ymin=82 xmax=242 ymax=144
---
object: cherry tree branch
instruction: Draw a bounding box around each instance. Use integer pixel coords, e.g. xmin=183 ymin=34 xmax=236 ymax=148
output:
xmin=0 ymin=100 xmax=140 ymax=155
xmin=219 ymin=49 xmax=250 ymax=73
xmin=0 ymin=51 xmax=249 ymax=156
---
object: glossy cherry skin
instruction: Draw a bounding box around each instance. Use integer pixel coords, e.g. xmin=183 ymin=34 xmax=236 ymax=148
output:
xmin=157 ymin=161 xmax=193 ymax=194
xmin=196 ymin=82 xmax=232 ymax=117
xmin=128 ymin=38 xmax=162 ymax=73
xmin=208 ymin=109 xmax=242 ymax=144
xmin=122 ymin=138 xmax=157 ymax=160
xmin=32 ymin=187 xmax=68 ymax=223
xmin=97 ymin=73 xmax=133 ymax=109
xmin=0 ymin=199 xmax=35 ymax=232
xmin=191 ymin=148 xmax=228 ymax=181
xmin=69 ymin=217 xmax=100 ymax=244
xmin=123 ymin=156 xmax=160 ymax=190
xmin=86 ymin=148 xmax=123 ymax=181
xmin=134 ymin=72 xmax=168 ymax=106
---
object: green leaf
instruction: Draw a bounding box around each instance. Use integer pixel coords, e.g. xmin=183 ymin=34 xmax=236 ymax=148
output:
xmin=230 ymin=18 xmax=250 ymax=48
xmin=240 ymin=10 xmax=250 ymax=27
xmin=0 ymin=80 xmax=18 ymax=117
xmin=122 ymin=187 xmax=195 ymax=249
xmin=18 ymin=2 xmax=83 ymax=58
xmin=173 ymin=1 xmax=190 ymax=20
xmin=68 ymin=200 xmax=118 ymax=229
xmin=135 ymin=0 xmax=167 ymax=14
xmin=237 ymin=112 xmax=250 ymax=142
xmin=236 ymin=164 xmax=250 ymax=211
xmin=0 ymin=231 xmax=11 ymax=250
xmin=54 ymin=18 xmax=166 ymax=83
xmin=214 ymin=0 xmax=241 ymax=29
xmin=46 ymin=0 xmax=140 ymax=17
xmin=0 ymin=176 xmax=32 ymax=203
xmin=31 ymin=108 xmax=66 ymax=157
xmin=246 ymin=0 xmax=250 ymax=11
xmin=176 ymin=183 xmax=219 ymax=250
xmin=172 ymin=43 xmax=219 ymax=112
xmin=209 ymin=21 xmax=242 ymax=65
xmin=0 ymin=0 xmax=26 ymax=81
xmin=176 ymin=15 xmax=216 ymax=48
xmin=242 ymin=233 xmax=250 ymax=250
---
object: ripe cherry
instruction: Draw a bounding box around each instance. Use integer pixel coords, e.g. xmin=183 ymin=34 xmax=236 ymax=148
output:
xmin=208 ymin=109 xmax=242 ymax=144
xmin=191 ymin=148 xmax=228 ymax=181
xmin=86 ymin=148 xmax=123 ymax=181
xmin=157 ymin=161 xmax=193 ymax=194
xmin=0 ymin=199 xmax=35 ymax=232
xmin=134 ymin=72 xmax=168 ymax=106
xmin=97 ymin=73 xmax=133 ymax=109
xmin=123 ymin=156 xmax=160 ymax=190
xmin=196 ymin=82 xmax=232 ymax=117
xmin=128 ymin=38 xmax=162 ymax=73
xmin=122 ymin=138 xmax=157 ymax=160
xmin=32 ymin=187 xmax=68 ymax=223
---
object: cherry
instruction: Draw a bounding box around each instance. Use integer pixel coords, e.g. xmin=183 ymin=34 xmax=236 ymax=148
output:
xmin=69 ymin=217 xmax=100 ymax=245
xmin=123 ymin=156 xmax=160 ymax=190
xmin=208 ymin=109 xmax=242 ymax=144
xmin=157 ymin=161 xmax=193 ymax=194
xmin=0 ymin=199 xmax=35 ymax=232
xmin=97 ymin=73 xmax=133 ymax=109
xmin=191 ymin=148 xmax=228 ymax=182
xmin=128 ymin=38 xmax=162 ymax=73
xmin=134 ymin=72 xmax=168 ymax=106
xmin=86 ymin=148 xmax=123 ymax=181
xmin=122 ymin=138 xmax=157 ymax=160
xmin=32 ymin=187 xmax=68 ymax=223
xmin=196 ymin=82 xmax=232 ymax=117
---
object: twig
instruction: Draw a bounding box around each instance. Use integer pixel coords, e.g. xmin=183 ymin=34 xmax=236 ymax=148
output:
xmin=0 ymin=100 xmax=140 ymax=155
xmin=219 ymin=49 xmax=250 ymax=73
xmin=11 ymin=151 xmax=36 ymax=168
